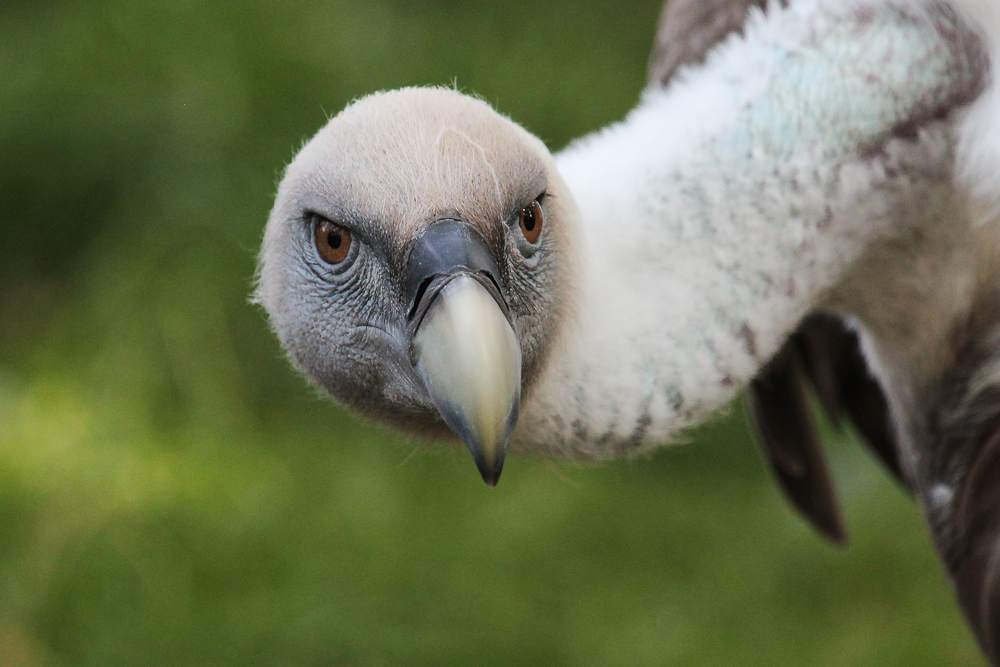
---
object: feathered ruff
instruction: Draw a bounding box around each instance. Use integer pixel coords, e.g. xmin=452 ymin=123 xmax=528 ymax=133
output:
xmin=516 ymin=0 xmax=992 ymax=460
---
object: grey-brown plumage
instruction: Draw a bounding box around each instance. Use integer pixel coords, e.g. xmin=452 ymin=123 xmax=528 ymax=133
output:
xmin=925 ymin=297 xmax=1000 ymax=660
xmin=649 ymin=0 xmax=772 ymax=86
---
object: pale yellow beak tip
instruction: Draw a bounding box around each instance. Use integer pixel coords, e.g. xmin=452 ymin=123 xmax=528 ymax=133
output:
xmin=412 ymin=275 xmax=521 ymax=486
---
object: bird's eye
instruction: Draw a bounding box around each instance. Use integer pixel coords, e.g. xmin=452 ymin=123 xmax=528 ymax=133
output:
xmin=519 ymin=200 xmax=543 ymax=244
xmin=314 ymin=217 xmax=353 ymax=265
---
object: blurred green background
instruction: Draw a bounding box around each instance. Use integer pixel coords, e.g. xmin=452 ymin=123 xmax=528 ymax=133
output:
xmin=0 ymin=0 xmax=984 ymax=665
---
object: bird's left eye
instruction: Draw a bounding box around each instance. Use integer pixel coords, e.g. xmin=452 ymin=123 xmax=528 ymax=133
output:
xmin=314 ymin=217 xmax=353 ymax=265
xmin=519 ymin=200 xmax=543 ymax=244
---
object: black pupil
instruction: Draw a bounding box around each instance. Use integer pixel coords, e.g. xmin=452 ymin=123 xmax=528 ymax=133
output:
xmin=522 ymin=208 xmax=535 ymax=231
xmin=327 ymin=230 xmax=342 ymax=248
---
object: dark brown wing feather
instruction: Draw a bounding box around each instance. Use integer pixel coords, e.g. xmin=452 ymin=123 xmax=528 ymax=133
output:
xmin=647 ymin=1 xmax=903 ymax=542
xmin=747 ymin=341 xmax=847 ymax=544
xmin=748 ymin=316 xmax=906 ymax=544
xmin=796 ymin=315 xmax=905 ymax=484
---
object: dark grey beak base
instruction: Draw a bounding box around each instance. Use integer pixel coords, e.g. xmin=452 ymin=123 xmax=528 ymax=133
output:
xmin=405 ymin=220 xmax=507 ymax=324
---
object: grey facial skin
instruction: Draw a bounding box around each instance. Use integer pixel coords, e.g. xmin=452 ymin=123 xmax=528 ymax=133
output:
xmin=255 ymin=89 xmax=575 ymax=485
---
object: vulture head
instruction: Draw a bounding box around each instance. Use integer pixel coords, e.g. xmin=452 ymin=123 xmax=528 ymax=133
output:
xmin=256 ymin=88 xmax=577 ymax=485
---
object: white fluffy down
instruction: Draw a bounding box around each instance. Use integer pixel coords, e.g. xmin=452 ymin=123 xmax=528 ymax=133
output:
xmin=511 ymin=0 xmax=1000 ymax=458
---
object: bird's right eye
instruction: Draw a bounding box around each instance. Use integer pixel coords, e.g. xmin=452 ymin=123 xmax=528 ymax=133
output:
xmin=314 ymin=217 xmax=353 ymax=265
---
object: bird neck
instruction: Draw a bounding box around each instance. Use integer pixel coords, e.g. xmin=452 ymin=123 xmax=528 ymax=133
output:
xmin=510 ymin=0 xmax=985 ymax=458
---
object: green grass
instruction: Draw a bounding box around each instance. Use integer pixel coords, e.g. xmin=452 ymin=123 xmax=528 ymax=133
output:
xmin=0 ymin=0 xmax=986 ymax=664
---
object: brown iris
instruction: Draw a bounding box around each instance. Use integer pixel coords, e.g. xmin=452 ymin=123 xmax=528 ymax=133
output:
xmin=519 ymin=200 xmax=543 ymax=244
xmin=314 ymin=218 xmax=352 ymax=264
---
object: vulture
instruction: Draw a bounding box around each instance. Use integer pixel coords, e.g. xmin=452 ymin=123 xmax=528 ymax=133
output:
xmin=256 ymin=0 xmax=1000 ymax=660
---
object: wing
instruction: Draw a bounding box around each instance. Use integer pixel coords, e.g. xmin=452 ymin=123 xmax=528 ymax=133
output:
xmin=647 ymin=1 xmax=1000 ymax=659
xmin=647 ymin=0 xmax=906 ymax=544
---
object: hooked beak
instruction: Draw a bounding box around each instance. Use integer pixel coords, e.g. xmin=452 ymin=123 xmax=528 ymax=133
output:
xmin=406 ymin=220 xmax=521 ymax=487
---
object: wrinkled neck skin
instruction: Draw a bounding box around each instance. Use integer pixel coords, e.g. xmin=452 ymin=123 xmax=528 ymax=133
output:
xmin=511 ymin=0 xmax=991 ymax=459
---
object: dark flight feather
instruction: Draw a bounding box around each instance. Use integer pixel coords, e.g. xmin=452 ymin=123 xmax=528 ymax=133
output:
xmin=796 ymin=315 xmax=904 ymax=484
xmin=747 ymin=338 xmax=846 ymax=544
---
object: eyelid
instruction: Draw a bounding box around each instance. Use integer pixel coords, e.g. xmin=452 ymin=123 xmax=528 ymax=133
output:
xmin=305 ymin=210 xmax=374 ymax=246
xmin=305 ymin=210 xmax=352 ymax=230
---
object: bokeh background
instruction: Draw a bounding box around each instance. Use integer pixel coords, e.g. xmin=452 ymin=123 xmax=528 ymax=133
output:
xmin=0 ymin=0 xmax=985 ymax=665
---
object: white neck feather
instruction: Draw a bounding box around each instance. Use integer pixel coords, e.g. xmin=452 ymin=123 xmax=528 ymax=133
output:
xmin=511 ymin=0 xmax=992 ymax=458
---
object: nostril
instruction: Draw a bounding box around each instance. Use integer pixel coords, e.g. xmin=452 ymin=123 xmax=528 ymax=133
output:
xmin=480 ymin=270 xmax=503 ymax=299
xmin=480 ymin=270 xmax=501 ymax=293
xmin=408 ymin=276 xmax=435 ymax=321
